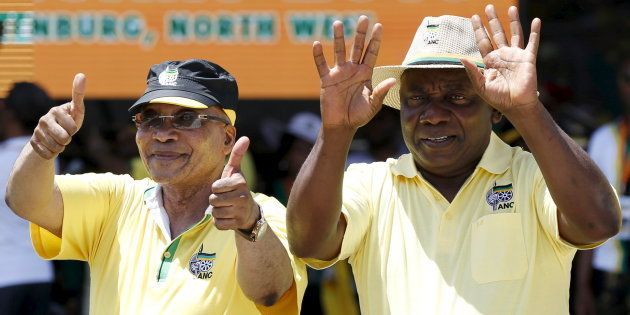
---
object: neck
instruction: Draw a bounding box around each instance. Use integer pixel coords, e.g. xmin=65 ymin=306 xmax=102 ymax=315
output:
xmin=161 ymin=181 xmax=214 ymax=237
xmin=418 ymin=162 xmax=478 ymax=203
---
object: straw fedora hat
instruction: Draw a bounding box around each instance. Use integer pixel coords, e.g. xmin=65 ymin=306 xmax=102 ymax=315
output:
xmin=372 ymin=15 xmax=486 ymax=110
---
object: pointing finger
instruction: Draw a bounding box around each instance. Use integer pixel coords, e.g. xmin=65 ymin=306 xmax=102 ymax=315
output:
xmin=472 ymin=15 xmax=493 ymax=57
xmin=313 ymin=41 xmax=330 ymax=78
xmin=361 ymin=23 xmax=383 ymax=68
xmin=485 ymin=4 xmax=508 ymax=48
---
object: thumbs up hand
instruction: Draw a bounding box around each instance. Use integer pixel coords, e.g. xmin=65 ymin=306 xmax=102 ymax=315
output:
xmin=209 ymin=136 xmax=261 ymax=231
xmin=30 ymin=73 xmax=87 ymax=160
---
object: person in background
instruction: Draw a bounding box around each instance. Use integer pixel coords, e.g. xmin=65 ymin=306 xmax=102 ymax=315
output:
xmin=267 ymin=112 xmax=359 ymax=315
xmin=346 ymin=106 xmax=407 ymax=166
xmin=270 ymin=112 xmax=321 ymax=205
xmin=0 ymin=82 xmax=55 ymax=315
xmin=575 ymin=53 xmax=630 ymax=315
xmin=5 ymin=59 xmax=307 ymax=314
xmin=287 ymin=5 xmax=621 ymax=314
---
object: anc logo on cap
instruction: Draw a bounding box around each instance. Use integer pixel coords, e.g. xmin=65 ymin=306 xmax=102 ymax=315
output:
xmin=486 ymin=182 xmax=514 ymax=211
xmin=158 ymin=65 xmax=179 ymax=86
xmin=189 ymin=244 xmax=216 ymax=280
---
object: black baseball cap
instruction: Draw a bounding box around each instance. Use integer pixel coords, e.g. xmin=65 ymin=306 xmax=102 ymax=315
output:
xmin=129 ymin=59 xmax=238 ymax=124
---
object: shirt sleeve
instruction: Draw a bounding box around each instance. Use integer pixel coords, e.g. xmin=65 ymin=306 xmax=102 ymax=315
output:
xmin=254 ymin=193 xmax=308 ymax=315
xmin=533 ymin=169 xmax=606 ymax=251
xmin=301 ymin=163 xmax=374 ymax=269
xmin=30 ymin=173 xmax=135 ymax=262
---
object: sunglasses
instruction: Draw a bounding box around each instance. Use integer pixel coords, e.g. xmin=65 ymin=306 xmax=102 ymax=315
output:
xmin=132 ymin=110 xmax=230 ymax=130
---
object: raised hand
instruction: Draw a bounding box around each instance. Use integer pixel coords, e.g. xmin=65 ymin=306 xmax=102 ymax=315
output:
xmin=210 ymin=136 xmax=260 ymax=231
xmin=314 ymin=16 xmax=397 ymax=130
xmin=30 ymin=73 xmax=86 ymax=159
xmin=461 ymin=5 xmax=540 ymax=116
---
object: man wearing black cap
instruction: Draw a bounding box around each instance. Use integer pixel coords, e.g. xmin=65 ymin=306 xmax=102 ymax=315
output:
xmin=5 ymin=59 xmax=307 ymax=314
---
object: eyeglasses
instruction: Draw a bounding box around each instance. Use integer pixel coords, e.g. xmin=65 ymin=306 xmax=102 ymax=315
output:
xmin=132 ymin=111 xmax=230 ymax=130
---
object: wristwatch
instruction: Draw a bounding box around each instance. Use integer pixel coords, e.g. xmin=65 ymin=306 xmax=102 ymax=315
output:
xmin=236 ymin=206 xmax=268 ymax=242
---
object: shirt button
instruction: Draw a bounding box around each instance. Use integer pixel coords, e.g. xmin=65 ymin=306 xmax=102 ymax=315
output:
xmin=444 ymin=213 xmax=453 ymax=220
xmin=163 ymin=252 xmax=171 ymax=259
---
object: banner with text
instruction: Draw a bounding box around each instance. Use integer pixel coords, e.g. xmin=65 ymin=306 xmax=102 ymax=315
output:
xmin=0 ymin=0 xmax=515 ymax=99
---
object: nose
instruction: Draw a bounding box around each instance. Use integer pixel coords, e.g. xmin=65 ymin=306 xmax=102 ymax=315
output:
xmin=419 ymin=101 xmax=451 ymax=125
xmin=152 ymin=118 xmax=178 ymax=143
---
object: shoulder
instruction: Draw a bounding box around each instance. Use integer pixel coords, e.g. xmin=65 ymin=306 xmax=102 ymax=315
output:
xmin=345 ymin=159 xmax=396 ymax=188
xmin=504 ymin=146 xmax=543 ymax=184
xmin=56 ymin=173 xmax=155 ymax=196
xmin=347 ymin=154 xmax=410 ymax=176
xmin=252 ymin=192 xmax=284 ymax=208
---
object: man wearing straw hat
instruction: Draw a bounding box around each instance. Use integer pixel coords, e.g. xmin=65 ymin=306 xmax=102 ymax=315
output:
xmin=287 ymin=5 xmax=621 ymax=314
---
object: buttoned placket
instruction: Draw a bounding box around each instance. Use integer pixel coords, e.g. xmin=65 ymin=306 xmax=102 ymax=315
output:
xmin=143 ymin=186 xmax=214 ymax=282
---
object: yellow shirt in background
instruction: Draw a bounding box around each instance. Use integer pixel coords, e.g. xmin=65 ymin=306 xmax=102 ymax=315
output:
xmin=306 ymin=133 xmax=598 ymax=315
xmin=30 ymin=173 xmax=307 ymax=315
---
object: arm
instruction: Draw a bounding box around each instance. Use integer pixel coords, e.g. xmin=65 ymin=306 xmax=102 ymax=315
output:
xmin=234 ymin=211 xmax=293 ymax=307
xmin=462 ymin=5 xmax=621 ymax=245
xmin=210 ymin=137 xmax=293 ymax=306
xmin=5 ymin=74 xmax=86 ymax=237
xmin=286 ymin=16 xmax=396 ymax=260
xmin=573 ymin=250 xmax=597 ymax=315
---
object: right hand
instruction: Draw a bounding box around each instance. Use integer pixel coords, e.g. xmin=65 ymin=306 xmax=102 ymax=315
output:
xmin=30 ymin=73 xmax=86 ymax=159
xmin=313 ymin=16 xmax=396 ymax=131
xmin=210 ymin=137 xmax=260 ymax=232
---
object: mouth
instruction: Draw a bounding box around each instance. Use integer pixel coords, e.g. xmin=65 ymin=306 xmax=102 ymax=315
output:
xmin=420 ymin=135 xmax=456 ymax=147
xmin=149 ymin=151 xmax=187 ymax=161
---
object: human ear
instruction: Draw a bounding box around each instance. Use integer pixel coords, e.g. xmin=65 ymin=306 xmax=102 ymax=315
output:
xmin=491 ymin=110 xmax=503 ymax=124
xmin=223 ymin=125 xmax=236 ymax=155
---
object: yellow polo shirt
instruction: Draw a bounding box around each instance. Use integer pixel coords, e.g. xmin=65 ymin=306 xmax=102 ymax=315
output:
xmin=306 ymin=133 xmax=597 ymax=315
xmin=30 ymin=173 xmax=307 ymax=315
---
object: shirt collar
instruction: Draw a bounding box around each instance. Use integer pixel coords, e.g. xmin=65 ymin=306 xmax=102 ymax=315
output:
xmin=143 ymin=185 xmax=172 ymax=240
xmin=476 ymin=132 xmax=512 ymax=175
xmin=142 ymin=185 xmax=215 ymax=240
xmin=390 ymin=154 xmax=420 ymax=179
xmin=389 ymin=132 xmax=512 ymax=178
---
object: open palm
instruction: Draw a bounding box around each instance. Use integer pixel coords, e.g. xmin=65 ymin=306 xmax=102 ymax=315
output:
xmin=314 ymin=17 xmax=396 ymax=130
xmin=462 ymin=5 xmax=541 ymax=115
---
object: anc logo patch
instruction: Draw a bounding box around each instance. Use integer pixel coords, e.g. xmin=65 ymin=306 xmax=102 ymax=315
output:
xmin=158 ymin=65 xmax=178 ymax=86
xmin=423 ymin=23 xmax=440 ymax=45
xmin=486 ymin=182 xmax=514 ymax=211
xmin=189 ymin=244 xmax=216 ymax=280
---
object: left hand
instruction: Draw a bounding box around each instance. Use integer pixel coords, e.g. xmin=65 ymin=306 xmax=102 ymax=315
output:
xmin=209 ymin=136 xmax=260 ymax=231
xmin=461 ymin=5 xmax=541 ymax=116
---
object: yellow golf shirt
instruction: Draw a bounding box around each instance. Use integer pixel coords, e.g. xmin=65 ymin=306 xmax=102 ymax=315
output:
xmin=30 ymin=173 xmax=307 ymax=315
xmin=306 ymin=133 xmax=599 ymax=315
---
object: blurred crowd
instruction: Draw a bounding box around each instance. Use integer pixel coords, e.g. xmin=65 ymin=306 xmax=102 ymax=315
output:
xmin=1 ymin=1 xmax=630 ymax=314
